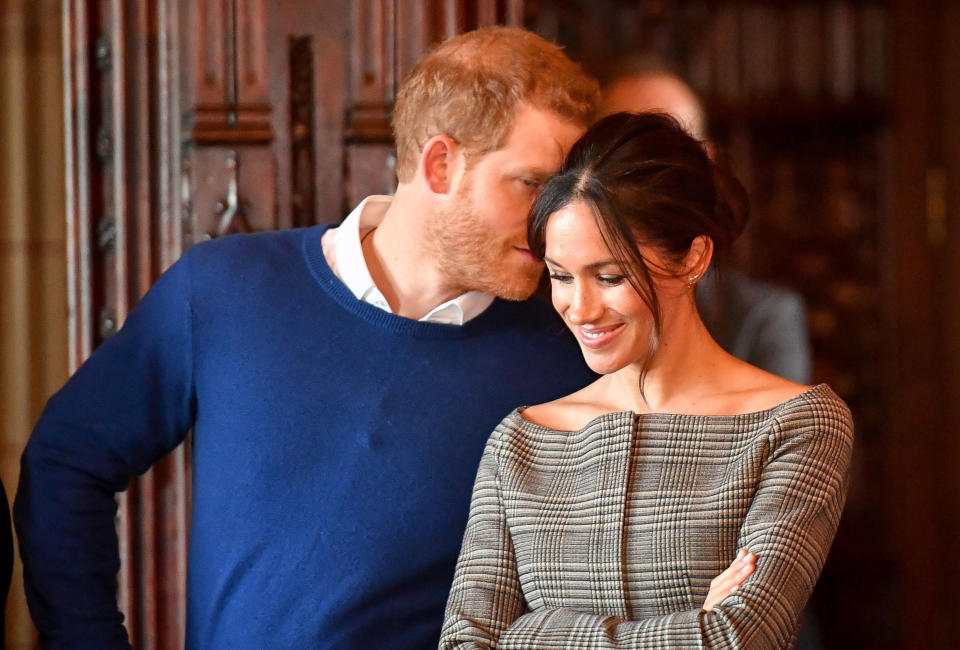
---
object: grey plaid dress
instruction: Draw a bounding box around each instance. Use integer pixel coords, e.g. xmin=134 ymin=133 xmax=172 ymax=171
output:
xmin=439 ymin=384 xmax=853 ymax=649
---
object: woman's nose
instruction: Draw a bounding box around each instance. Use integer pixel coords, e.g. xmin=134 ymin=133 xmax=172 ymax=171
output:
xmin=567 ymin=284 xmax=602 ymax=324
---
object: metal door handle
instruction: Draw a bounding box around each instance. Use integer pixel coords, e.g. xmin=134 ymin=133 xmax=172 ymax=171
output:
xmin=210 ymin=152 xmax=240 ymax=238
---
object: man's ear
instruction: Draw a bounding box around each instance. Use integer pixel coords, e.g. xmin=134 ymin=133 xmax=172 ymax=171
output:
xmin=684 ymin=235 xmax=714 ymax=279
xmin=419 ymin=135 xmax=460 ymax=194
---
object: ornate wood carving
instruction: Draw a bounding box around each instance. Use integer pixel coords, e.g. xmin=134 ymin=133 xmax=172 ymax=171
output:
xmin=64 ymin=1 xmax=189 ymax=647
xmin=235 ymin=0 xmax=269 ymax=105
xmin=346 ymin=0 xmax=525 ymax=146
xmin=64 ymin=0 xmax=94 ymax=369
xmin=346 ymin=0 xmax=396 ymax=144
xmin=188 ymin=0 xmax=273 ymax=144
xmin=262 ymin=0 xmax=349 ymax=227
xmin=184 ymin=147 xmax=276 ymax=245
xmin=289 ymin=36 xmax=316 ymax=227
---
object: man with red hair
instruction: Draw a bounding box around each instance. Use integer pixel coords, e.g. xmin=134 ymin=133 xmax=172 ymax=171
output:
xmin=16 ymin=27 xmax=598 ymax=649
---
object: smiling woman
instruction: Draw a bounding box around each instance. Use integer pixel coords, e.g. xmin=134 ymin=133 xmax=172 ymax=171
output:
xmin=529 ymin=111 xmax=749 ymax=394
xmin=439 ymin=113 xmax=854 ymax=649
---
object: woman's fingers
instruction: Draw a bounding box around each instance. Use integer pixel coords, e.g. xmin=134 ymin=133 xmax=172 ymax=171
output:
xmin=710 ymin=550 xmax=755 ymax=588
xmin=702 ymin=550 xmax=756 ymax=611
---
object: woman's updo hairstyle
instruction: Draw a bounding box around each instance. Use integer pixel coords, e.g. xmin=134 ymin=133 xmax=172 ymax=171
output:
xmin=528 ymin=112 xmax=749 ymax=382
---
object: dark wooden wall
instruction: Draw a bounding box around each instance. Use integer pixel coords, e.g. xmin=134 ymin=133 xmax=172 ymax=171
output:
xmin=60 ymin=0 xmax=958 ymax=647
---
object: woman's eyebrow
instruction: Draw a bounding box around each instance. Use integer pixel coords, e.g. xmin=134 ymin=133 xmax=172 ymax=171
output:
xmin=544 ymin=256 xmax=620 ymax=271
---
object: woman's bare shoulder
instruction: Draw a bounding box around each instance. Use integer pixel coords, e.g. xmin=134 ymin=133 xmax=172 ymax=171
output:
xmin=719 ymin=362 xmax=812 ymax=414
xmin=520 ymin=381 xmax=620 ymax=432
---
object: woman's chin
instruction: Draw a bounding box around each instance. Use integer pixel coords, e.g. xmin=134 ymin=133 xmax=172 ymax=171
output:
xmin=582 ymin=353 xmax=630 ymax=376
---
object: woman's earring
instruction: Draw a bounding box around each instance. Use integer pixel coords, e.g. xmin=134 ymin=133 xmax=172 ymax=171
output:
xmin=687 ymin=273 xmax=701 ymax=288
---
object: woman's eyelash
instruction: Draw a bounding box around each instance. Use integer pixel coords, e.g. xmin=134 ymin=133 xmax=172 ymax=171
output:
xmin=548 ymin=272 xmax=625 ymax=286
xmin=599 ymin=275 xmax=626 ymax=285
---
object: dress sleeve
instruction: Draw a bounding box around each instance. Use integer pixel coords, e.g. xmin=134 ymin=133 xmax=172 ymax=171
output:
xmin=439 ymin=426 xmax=528 ymax=649
xmin=13 ymin=248 xmax=199 ymax=649
xmin=444 ymin=394 xmax=854 ymax=650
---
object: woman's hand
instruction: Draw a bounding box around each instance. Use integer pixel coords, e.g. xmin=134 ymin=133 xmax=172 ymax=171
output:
xmin=702 ymin=549 xmax=756 ymax=611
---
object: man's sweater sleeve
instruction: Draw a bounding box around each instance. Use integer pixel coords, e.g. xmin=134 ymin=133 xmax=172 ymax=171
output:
xmin=14 ymin=249 xmax=198 ymax=649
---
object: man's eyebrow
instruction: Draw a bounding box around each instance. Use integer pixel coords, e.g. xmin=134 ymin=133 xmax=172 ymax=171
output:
xmin=507 ymin=167 xmax=552 ymax=180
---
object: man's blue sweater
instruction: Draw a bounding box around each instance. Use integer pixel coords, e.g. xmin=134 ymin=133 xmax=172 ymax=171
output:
xmin=15 ymin=225 xmax=594 ymax=649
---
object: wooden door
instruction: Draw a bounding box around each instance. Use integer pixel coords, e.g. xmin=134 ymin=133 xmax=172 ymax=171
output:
xmin=62 ymin=1 xmax=522 ymax=646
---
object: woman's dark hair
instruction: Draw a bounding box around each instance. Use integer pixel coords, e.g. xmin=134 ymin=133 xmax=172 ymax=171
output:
xmin=528 ymin=112 xmax=749 ymax=389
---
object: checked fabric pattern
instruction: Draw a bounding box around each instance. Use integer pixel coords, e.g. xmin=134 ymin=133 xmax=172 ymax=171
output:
xmin=439 ymin=384 xmax=853 ymax=649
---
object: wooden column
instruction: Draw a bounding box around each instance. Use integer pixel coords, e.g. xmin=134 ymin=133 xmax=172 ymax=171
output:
xmin=64 ymin=1 xmax=188 ymax=646
xmin=886 ymin=1 xmax=954 ymax=646
xmin=943 ymin=4 xmax=960 ymax=625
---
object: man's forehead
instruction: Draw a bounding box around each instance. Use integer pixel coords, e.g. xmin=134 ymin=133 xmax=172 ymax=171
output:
xmin=500 ymin=106 xmax=583 ymax=153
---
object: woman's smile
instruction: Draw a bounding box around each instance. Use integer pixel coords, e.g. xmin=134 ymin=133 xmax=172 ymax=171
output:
xmin=545 ymin=200 xmax=662 ymax=374
xmin=577 ymin=323 xmax=626 ymax=348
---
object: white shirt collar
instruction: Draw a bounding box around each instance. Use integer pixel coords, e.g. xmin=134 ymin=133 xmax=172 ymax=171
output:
xmin=333 ymin=195 xmax=494 ymax=325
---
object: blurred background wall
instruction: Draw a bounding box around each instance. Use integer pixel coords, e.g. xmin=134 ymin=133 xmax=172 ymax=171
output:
xmin=1 ymin=1 xmax=958 ymax=648
xmin=0 ymin=1 xmax=64 ymax=648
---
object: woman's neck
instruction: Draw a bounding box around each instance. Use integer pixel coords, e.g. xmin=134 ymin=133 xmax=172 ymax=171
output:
xmin=602 ymin=300 xmax=730 ymax=414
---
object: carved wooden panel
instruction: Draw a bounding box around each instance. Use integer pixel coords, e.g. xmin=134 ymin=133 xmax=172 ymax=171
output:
xmin=193 ymin=0 xmax=229 ymax=106
xmin=289 ymin=35 xmax=316 ymax=227
xmin=347 ymin=0 xmax=398 ymax=144
xmin=347 ymin=0 xmax=525 ymax=145
xmin=235 ymin=0 xmax=270 ymax=106
xmin=188 ymin=0 xmax=272 ymax=144
xmin=343 ymin=0 xmax=526 ymax=219
xmin=64 ymin=0 xmax=94 ymax=370
xmin=184 ymin=147 xmax=277 ymax=245
xmin=63 ymin=1 xmax=189 ymax=647
xmin=264 ymin=0 xmax=349 ymax=226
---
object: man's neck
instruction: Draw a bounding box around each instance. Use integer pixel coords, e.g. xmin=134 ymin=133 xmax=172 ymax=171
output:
xmin=362 ymin=189 xmax=467 ymax=320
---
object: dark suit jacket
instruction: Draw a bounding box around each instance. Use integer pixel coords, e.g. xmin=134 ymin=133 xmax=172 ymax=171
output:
xmin=697 ymin=268 xmax=812 ymax=384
